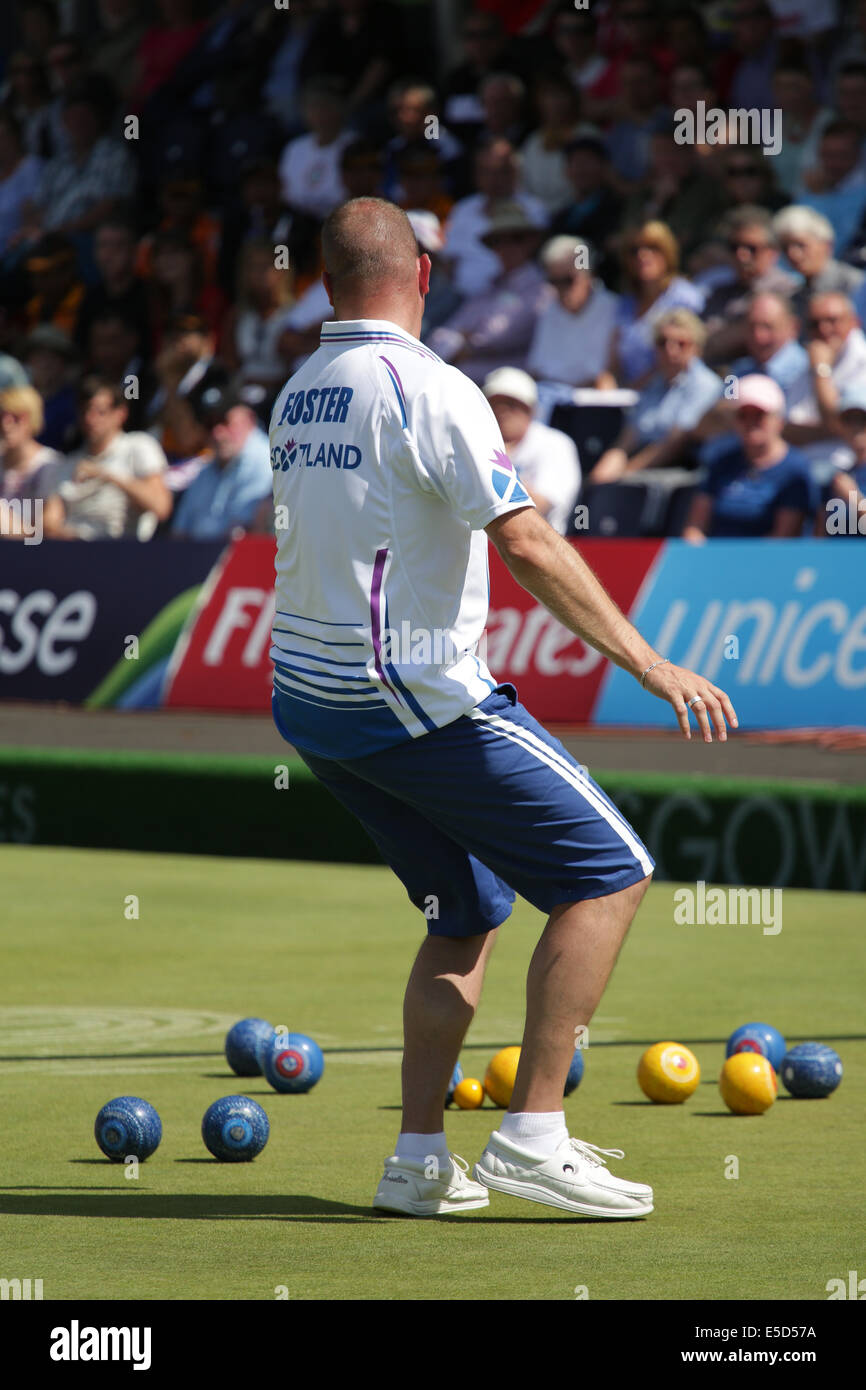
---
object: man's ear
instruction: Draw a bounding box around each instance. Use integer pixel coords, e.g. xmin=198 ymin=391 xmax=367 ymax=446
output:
xmin=419 ymin=252 xmax=432 ymax=296
xmin=322 ymin=270 xmax=335 ymax=308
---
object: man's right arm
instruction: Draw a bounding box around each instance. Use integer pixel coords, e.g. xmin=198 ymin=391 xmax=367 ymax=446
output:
xmin=485 ymin=506 xmax=736 ymax=743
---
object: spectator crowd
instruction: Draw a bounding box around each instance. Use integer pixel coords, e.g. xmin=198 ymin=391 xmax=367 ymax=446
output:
xmin=2 ymin=0 xmax=866 ymax=544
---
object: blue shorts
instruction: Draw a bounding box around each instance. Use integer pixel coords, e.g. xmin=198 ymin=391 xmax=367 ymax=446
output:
xmin=273 ymin=683 xmax=654 ymax=938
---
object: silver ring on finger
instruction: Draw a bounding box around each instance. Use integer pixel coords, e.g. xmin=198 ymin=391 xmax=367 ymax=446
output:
xmin=687 ymin=696 xmax=704 ymax=709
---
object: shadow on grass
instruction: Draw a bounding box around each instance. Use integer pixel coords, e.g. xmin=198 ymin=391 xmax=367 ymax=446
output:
xmin=0 ymin=1189 xmax=636 ymax=1224
xmin=692 ymin=1110 xmax=771 ymax=1117
xmin=4 ymin=1034 xmax=862 ymax=1064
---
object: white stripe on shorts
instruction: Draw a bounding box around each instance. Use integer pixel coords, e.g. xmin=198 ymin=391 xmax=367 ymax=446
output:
xmin=468 ymin=707 xmax=654 ymax=878
xmin=475 ymin=705 xmax=639 ymax=844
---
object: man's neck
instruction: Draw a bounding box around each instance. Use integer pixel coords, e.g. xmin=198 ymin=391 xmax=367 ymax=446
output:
xmin=88 ymin=431 xmax=120 ymax=458
xmin=334 ymin=306 xmax=422 ymax=339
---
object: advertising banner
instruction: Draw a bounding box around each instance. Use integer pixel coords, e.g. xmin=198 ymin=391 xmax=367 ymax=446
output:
xmin=0 ymin=540 xmax=223 ymax=704
xmin=162 ymin=536 xmax=277 ymax=710
xmin=593 ymin=540 xmax=866 ymax=730
xmin=3 ymin=537 xmax=864 ymax=730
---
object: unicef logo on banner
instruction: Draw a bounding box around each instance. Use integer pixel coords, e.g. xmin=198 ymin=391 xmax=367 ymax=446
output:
xmin=594 ymin=542 xmax=866 ymax=729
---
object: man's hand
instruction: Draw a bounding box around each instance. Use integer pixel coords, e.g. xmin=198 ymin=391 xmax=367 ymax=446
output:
xmin=75 ymin=459 xmax=107 ymax=483
xmin=591 ymin=447 xmax=628 ymax=482
xmin=642 ymin=659 xmax=737 ymax=743
xmin=807 ymin=338 xmax=835 ymax=369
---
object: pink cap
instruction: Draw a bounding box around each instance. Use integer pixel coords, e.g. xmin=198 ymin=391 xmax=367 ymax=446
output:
xmin=734 ymin=374 xmax=786 ymax=415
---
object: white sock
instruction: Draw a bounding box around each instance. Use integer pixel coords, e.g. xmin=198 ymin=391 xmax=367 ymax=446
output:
xmin=499 ymin=1110 xmax=568 ymax=1156
xmin=395 ymin=1131 xmax=449 ymax=1163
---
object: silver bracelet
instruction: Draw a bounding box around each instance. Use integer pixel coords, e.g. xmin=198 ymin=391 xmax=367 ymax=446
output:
xmin=640 ymin=658 xmax=669 ymax=688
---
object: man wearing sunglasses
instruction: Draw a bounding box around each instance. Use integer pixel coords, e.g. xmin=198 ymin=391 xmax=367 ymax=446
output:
xmin=786 ymin=291 xmax=866 ymax=479
xmin=703 ymin=207 xmax=797 ymax=364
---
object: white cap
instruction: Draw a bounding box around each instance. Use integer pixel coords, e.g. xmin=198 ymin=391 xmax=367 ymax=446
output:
xmin=406 ymin=209 xmax=443 ymax=253
xmin=482 ymin=367 xmax=538 ymax=409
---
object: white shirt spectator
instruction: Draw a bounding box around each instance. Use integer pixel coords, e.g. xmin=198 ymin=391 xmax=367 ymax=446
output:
xmin=527 ymin=283 xmax=619 ymax=386
xmin=278 ymin=131 xmax=352 ymax=220
xmin=53 ymin=431 xmax=168 ymax=539
xmin=518 ymin=123 xmax=600 ymax=216
xmin=509 ymin=419 xmax=582 ymax=535
xmin=787 ymin=326 xmax=866 ymax=474
xmin=443 ymin=191 xmax=549 ymax=298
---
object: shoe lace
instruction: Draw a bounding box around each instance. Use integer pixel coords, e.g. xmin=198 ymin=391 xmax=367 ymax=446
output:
xmin=449 ymin=1153 xmax=470 ymax=1174
xmin=567 ymin=1138 xmax=625 ymax=1168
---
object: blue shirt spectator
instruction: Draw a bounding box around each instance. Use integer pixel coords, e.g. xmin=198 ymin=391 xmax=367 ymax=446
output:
xmin=615 ymin=277 xmax=706 ymax=385
xmin=797 ymin=184 xmax=866 ymax=257
xmin=612 ymin=222 xmax=706 ymax=386
xmin=700 ymin=442 xmax=815 ymax=536
xmin=684 ymin=375 xmax=815 ymax=540
xmin=593 ymin=308 xmax=721 ymax=482
xmin=729 ymin=340 xmax=809 ymax=403
xmin=630 ymin=357 xmax=724 ymax=446
xmin=796 ymin=122 xmax=866 ymax=254
xmin=171 ymin=380 xmax=273 ymax=541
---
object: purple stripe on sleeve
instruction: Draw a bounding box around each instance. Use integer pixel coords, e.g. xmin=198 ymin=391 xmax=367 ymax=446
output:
xmin=370 ymin=547 xmax=403 ymax=706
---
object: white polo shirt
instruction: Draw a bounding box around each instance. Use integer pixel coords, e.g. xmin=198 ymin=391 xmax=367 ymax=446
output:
xmin=527 ymin=284 xmax=619 ymax=386
xmin=269 ymin=318 xmax=535 ymax=758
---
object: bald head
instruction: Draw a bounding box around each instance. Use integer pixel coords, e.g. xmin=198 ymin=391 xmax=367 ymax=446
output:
xmin=322 ymin=197 xmax=420 ymax=302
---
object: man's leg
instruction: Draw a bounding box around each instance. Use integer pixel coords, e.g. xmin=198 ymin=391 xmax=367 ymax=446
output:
xmin=401 ymin=927 xmax=499 ymax=1135
xmin=510 ymin=875 xmax=651 ymax=1114
xmin=473 ymin=874 xmax=656 ymax=1216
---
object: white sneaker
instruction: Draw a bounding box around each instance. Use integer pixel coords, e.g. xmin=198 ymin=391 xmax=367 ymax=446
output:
xmin=473 ymin=1132 xmax=653 ymax=1218
xmin=373 ymin=1151 xmax=490 ymax=1216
